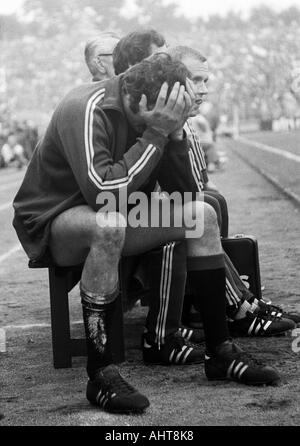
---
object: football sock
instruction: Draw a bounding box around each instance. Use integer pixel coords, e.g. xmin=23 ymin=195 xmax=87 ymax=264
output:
xmin=81 ymin=287 xmax=119 ymax=381
xmin=188 ymin=267 xmax=230 ymax=354
xmin=251 ymin=298 xmax=260 ymax=312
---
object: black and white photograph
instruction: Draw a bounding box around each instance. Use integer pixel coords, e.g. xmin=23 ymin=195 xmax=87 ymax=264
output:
xmin=0 ymin=0 xmax=300 ymax=429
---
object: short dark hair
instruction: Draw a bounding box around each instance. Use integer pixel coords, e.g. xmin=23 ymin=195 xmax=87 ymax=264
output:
xmin=121 ymin=53 xmax=191 ymax=113
xmin=113 ymin=29 xmax=166 ymax=75
xmin=167 ymin=46 xmax=207 ymax=64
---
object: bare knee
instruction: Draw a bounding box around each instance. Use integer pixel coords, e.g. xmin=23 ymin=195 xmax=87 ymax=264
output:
xmin=183 ymin=201 xmax=218 ymax=235
xmin=185 ymin=201 xmax=222 ymax=255
xmin=203 ymin=202 xmax=219 ymax=232
xmin=91 ymin=212 xmax=126 ymax=254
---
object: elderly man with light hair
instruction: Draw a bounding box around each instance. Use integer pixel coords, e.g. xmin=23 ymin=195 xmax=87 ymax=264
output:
xmin=84 ymin=31 xmax=120 ymax=81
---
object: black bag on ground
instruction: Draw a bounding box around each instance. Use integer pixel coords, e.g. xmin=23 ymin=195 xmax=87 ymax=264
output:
xmin=221 ymin=234 xmax=262 ymax=300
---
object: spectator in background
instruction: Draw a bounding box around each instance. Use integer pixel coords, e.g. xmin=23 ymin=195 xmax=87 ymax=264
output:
xmin=1 ymin=133 xmax=27 ymax=169
xmin=0 ymin=125 xmax=7 ymax=167
xmin=201 ymin=101 xmax=220 ymax=142
xmin=84 ymin=31 xmax=120 ymax=81
xmin=190 ymin=113 xmax=225 ymax=173
xmin=18 ymin=120 xmax=39 ymax=160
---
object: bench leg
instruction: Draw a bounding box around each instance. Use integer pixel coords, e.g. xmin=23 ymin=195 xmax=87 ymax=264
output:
xmin=49 ymin=268 xmax=72 ymax=368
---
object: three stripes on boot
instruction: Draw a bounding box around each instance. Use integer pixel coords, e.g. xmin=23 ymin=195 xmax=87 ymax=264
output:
xmin=204 ymin=355 xmax=249 ymax=381
xmin=247 ymin=316 xmax=272 ymax=335
xmin=179 ymin=327 xmax=193 ymax=341
xmin=226 ymin=360 xmax=249 ymax=380
xmin=95 ymin=389 xmax=116 ymax=408
xmin=169 ymin=345 xmax=195 ymax=364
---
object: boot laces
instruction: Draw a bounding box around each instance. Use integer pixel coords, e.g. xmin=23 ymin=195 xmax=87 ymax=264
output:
xmin=260 ymin=299 xmax=283 ymax=316
xmin=224 ymin=343 xmax=265 ymax=368
xmin=108 ymin=373 xmax=136 ymax=396
xmin=235 ymin=351 xmax=265 ymax=368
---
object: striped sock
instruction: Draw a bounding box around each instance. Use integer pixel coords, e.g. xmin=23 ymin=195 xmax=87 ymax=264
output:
xmin=250 ymin=299 xmax=259 ymax=313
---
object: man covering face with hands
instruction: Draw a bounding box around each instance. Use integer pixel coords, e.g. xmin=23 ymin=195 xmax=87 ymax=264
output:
xmin=13 ymin=53 xmax=280 ymax=416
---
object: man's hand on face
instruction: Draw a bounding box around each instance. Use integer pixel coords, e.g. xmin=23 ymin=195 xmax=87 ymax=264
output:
xmin=139 ymin=81 xmax=194 ymax=139
xmin=169 ymin=78 xmax=196 ymax=140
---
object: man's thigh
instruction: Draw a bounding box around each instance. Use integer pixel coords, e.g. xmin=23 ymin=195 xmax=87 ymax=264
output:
xmin=122 ymin=196 xmax=199 ymax=256
xmin=49 ymin=197 xmax=207 ymax=263
xmin=49 ymin=201 xmax=185 ymax=265
xmin=49 ymin=205 xmax=96 ymax=266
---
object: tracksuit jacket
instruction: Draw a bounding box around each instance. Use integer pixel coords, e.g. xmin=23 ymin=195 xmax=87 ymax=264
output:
xmin=13 ymin=76 xmax=200 ymax=264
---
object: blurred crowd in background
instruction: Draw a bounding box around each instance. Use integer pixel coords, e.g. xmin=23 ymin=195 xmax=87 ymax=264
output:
xmin=0 ymin=104 xmax=38 ymax=169
xmin=1 ymin=0 xmax=300 ymax=169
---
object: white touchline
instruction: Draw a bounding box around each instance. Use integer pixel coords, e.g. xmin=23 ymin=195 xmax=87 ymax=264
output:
xmin=237 ymin=136 xmax=300 ymax=163
xmin=0 ymin=328 xmax=6 ymax=353
xmin=0 ymin=243 xmax=22 ymax=264
xmin=0 ymin=202 xmax=12 ymax=212
xmin=0 ymin=321 xmax=84 ymax=352
xmin=1 ymin=321 xmax=84 ymax=353
xmin=3 ymin=320 xmax=83 ymax=330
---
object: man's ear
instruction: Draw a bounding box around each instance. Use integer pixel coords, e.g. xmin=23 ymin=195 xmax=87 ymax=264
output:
xmin=95 ymin=57 xmax=107 ymax=75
